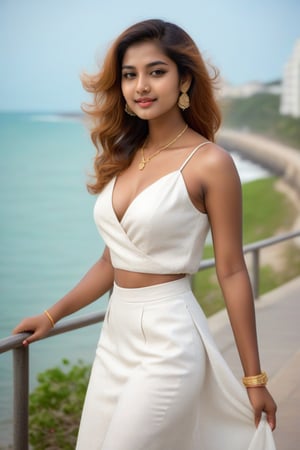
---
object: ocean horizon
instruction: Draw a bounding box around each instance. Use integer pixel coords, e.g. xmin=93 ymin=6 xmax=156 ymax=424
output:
xmin=0 ymin=112 xmax=270 ymax=445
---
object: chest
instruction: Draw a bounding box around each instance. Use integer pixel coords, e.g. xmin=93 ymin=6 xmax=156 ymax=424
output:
xmin=112 ymin=158 xmax=206 ymax=222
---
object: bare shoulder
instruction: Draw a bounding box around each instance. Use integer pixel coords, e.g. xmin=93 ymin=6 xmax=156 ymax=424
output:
xmin=190 ymin=141 xmax=238 ymax=183
xmin=182 ymin=139 xmax=239 ymax=212
xmin=198 ymin=142 xmax=235 ymax=170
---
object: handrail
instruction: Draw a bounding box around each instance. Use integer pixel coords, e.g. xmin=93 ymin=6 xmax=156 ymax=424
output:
xmin=0 ymin=312 xmax=107 ymax=450
xmin=0 ymin=311 xmax=106 ymax=355
xmin=199 ymin=229 xmax=300 ymax=269
xmin=0 ymin=229 xmax=299 ymax=450
xmin=199 ymin=229 xmax=300 ymax=299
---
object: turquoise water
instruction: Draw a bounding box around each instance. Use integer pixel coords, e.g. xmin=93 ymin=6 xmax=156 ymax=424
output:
xmin=0 ymin=113 xmax=269 ymax=445
xmin=0 ymin=113 xmax=107 ymax=444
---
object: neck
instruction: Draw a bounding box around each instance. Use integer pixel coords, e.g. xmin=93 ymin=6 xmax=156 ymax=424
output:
xmin=146 ymin=119 xmax=187 ymax=149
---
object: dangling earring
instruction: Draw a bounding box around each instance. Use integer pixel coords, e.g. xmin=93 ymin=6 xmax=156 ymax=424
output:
xmin=125 ymin=103 xmax=136 ymax=116
xmin=178 ymin=89 xmax=190 ymax=111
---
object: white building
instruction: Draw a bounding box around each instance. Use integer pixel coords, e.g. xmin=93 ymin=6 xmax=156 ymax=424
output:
xmin=220 ymin=80 xmax=265 ymax=98
xmin=280 ymin=39 xmax=300 ymax=118
xmin=219 ymin=79 xmax=281 ymax=99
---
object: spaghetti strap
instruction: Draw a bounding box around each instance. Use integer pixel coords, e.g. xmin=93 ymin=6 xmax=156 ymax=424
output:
xmin=179 ymin=141 xmax=211 ymax=171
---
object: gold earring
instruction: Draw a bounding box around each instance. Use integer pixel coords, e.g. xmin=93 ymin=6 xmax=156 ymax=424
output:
xmin=178 ymin=90 xmax=190 ymax=110
xmin=125 ymin=103 xmax=136 ymax=116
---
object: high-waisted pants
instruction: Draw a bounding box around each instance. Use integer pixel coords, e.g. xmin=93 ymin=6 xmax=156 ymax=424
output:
xmin=76 ymin=277 xmax=275 ymax=450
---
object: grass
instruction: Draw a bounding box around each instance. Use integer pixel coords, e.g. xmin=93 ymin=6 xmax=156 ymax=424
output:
xmin=259 ymin=244 xmax=300 ymax=295
xmin=192 ymin=176 xmax=298 ymax=316
xmin=242 ymin=177 xmax=296 ymax=242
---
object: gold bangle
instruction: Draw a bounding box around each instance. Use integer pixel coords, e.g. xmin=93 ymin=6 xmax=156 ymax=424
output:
xmin=242 ymin=371 xmax=268 ymax=388
xmin=44 ymin=310 xmax=55 ymax=328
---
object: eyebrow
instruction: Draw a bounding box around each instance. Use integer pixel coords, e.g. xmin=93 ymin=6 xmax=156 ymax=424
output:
xmin=122 ymin=60 xmax=169 ymax=70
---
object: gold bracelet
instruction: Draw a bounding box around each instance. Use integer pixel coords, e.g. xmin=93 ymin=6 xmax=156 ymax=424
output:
xmin=242 ymin=371 xmax=268 ymax=388
xmin=44 ymin=310 xmax=55 ymax=328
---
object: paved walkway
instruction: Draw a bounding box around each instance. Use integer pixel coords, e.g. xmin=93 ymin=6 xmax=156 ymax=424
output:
xmin=208 ymin=276 xmax=300 ymax=450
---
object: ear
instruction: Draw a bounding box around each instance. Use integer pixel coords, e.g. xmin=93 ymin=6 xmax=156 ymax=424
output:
xmin=180 ymin=74 xmax=192 ymax=92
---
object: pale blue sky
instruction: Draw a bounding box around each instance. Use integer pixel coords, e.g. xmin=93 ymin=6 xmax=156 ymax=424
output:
xmin=0 ymin=0 xmax=299 ymax=112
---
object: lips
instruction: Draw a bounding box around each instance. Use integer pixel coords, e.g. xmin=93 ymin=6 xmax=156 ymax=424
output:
xmin=135 ymin=97 xmax=156 ymax=107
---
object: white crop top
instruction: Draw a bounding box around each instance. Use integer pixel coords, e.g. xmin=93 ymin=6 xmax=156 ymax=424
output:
xmin=93 ymin=142 xmax=211 ymax=274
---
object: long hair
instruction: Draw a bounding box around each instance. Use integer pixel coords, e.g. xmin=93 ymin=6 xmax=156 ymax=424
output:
xmin=82 ymin=19 xmax=221 ymax=193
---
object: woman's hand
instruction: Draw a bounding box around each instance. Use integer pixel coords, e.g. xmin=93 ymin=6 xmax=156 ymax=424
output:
xmin=247 ymin=386 xmax=277 ymax=430
xmin=12 ymin=313 xmax=53 ymax=346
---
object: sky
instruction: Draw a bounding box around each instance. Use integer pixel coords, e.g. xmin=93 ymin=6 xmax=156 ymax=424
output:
xmin=0 ymin=0 xmax=299 ymax=112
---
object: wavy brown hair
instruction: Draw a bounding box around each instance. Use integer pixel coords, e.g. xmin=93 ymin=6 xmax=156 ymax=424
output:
xmin=82 ymin=19 xmax=221 ymax=193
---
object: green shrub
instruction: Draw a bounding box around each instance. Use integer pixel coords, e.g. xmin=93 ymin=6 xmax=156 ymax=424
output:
xmin=221 ymin=93 xmax=300 ymax=149
xmin=29 ymin=359 xmax=91 ymax=450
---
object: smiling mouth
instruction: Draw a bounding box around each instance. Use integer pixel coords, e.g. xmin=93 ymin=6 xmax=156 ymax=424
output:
xmin=135 ymin=98 xmax=156 ymax=105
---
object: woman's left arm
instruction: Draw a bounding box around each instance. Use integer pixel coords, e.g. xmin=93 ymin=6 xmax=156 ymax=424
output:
xmin=202 ymin=146 xmax=277 ymax=429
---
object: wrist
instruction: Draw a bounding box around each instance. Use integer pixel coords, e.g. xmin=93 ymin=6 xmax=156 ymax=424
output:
xmin=43 ymin=310 xmax=55 ymax=328
xmin=242 ymin=371 xmax=268 ymax=388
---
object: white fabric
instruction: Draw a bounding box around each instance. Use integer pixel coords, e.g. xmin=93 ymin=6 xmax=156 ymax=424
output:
xmin=93 ymin=143 xmax=210 ymax=274
xmin=81 ymin=144 xmax=277 ymax=449
xmin=76 ymin=278 xmax=276 ymax=449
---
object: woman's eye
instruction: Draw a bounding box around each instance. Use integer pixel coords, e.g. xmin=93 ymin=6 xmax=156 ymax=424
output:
xmin=151 ymin=69 xmax=166 ymax=76
xmin=122 ymin=72 xmax=136 ymax=79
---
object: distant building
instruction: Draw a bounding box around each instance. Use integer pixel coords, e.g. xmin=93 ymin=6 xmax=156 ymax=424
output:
xmin=264 ymin=80 xmax=282 ymax=95
xmin=219 ymin=79 xmax=281 ymax=99
xmin=280 ymin=39 xmax=300 ymax=118
xmin=220 ymin=80 xmax=264 ymax=98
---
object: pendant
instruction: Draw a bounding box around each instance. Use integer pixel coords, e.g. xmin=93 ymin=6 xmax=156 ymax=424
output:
xmin=139 ymin=161 xmax=145 ymax=170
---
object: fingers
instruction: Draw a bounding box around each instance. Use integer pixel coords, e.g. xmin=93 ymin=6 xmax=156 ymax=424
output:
xmin=267 ymin=414 xmax=276 ymax=431
xmin=13 ymin=317 xmax=37 ymax=334
xmin=266 ymin=403 xmax=277 ymax=431
xmin=12 ymin=321 xmax=28 ymax=335
xmin=254 ymin=410 xmax=262 ymax=428
xmin=12 ymin=314 xmax=52 ymax=346
xmin=255 ymin=407 xmax=276 ymax=431
xmin=22 ymin=330 xmax=42 ymax=346
xmin=20 ymin=329 xmax=47 ymax=346
xmin=13 ymin=326 xmax=41 ymax=346
xmin=264 ymin=393 xmax=277 ymax=431
xmin=247 ymin=387 xmax=277 ymax=430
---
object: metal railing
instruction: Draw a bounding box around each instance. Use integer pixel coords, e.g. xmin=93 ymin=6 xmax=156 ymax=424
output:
xmin=1 ymin=229 xmax=299 ymax=450
xmin=199 ymin=230 xmax=300 ymax=299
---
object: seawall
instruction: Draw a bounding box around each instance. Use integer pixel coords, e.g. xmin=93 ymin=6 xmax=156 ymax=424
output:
xmin=217 ymin=128 xmax=300 ymax=195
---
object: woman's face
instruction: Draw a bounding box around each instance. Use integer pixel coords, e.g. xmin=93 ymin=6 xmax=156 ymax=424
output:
xmin=121 ymin=41 xmax=185 ymax=121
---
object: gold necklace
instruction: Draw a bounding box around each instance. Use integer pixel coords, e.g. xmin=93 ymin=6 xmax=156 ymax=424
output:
xmin=139 ymin=124 xmax=188 ymax=170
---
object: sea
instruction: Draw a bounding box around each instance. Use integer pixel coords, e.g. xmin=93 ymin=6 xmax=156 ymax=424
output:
xmin=0 ymin=112 xmax=269 ymax=445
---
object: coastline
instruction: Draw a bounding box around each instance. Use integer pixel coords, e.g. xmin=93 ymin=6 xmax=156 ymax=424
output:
xmin=217 ymin=127 xmax=300 ymax=257
xmin=0 ymin=114 xmax=300 ymax=448
xmin=217 ymin=127 xmax=300 ymax=194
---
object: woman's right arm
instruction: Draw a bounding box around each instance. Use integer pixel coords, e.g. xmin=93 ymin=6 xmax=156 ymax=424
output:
xmin=13 ymin=246 xmax=114 ymax=344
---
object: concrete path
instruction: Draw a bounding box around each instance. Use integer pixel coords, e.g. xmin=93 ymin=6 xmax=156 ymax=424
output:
xmin=208 ymin=276 xmax=300 ymax=450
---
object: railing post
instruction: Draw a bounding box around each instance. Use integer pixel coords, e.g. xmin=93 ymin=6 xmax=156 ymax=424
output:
xmin=252 ymin=248 xmax=260 ymax=299
xmin=13 ymin=345 xmax=29 ymax=450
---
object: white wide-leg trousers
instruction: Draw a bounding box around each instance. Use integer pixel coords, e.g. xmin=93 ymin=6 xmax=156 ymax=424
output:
xmin=76 ymin=277 xmax=275 ymax=450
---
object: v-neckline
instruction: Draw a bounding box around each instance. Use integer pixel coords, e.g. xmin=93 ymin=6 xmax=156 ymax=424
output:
xmin=111 ymin=170 xmax=180 ymax=224
xmin=110 ymin=140 xmax=211 ymax=224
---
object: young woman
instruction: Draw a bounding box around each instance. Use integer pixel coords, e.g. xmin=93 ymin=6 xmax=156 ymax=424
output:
xmin=14 ymin=19 xmax=277 ymax=449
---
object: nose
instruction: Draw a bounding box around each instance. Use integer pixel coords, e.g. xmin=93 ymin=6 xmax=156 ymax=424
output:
xmin=136 ymin=76 xmax=150 ymax=94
